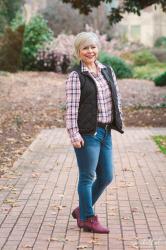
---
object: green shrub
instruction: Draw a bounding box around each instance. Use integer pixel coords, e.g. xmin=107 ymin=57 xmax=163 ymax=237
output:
xmin=10 ymin=11 xmax=24 ymax=30
xmin=154 ymin=36 xmax=166 ymax=48
xmin=154 ymin=71 xmax=166 ymax=86
xmin=0 ymin=0 xmax=22 ymax=33
xmin=153 ymin=135 xmax=166 ymax=154
xmin=150 ymin=48 xmax=166 ymax=62
xmin=120 ymin=51 xmax=134 ymax=64
xmin=133 ymin=50 xmax=158 ymax=66
xmin=133 ymin=62 xmax=166 ymax=80
xmin=99 ymin=51 xmax=133 ymax=79
xmin=22 ymin=15 xmax=53 ymax=69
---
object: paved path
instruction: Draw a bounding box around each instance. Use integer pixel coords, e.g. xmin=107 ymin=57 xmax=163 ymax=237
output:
xmin=0 ymin=127 xmax=166 ymax=250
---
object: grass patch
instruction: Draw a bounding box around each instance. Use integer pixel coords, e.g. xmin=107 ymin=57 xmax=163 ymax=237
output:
xmin=153 ymin=135 xmax=166 ymax=154
xmin=133 ymin=62 xmax=166 ymax=80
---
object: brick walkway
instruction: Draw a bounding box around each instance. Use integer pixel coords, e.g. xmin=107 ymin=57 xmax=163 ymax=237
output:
xmin=0 ymin=127 xmax=166 ymax=250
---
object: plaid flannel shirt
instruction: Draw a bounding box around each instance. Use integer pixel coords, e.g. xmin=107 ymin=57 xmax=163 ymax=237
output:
xmin=65 ymin=60 xmax=123 ymax=143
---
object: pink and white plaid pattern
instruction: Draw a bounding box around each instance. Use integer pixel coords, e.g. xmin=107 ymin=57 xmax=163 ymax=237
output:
xmin=65 ymin=60 xmax=122 ymax=143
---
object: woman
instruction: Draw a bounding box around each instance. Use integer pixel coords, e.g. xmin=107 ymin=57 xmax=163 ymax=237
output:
xmin=65 ymin=32 xmax=124 ymax=234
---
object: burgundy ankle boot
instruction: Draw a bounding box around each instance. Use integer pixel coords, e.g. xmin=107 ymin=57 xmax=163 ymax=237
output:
xmin=72 ymin=207 xmax=83 ymax=228
xmin=82 ymin=215 xmax=110 ymax=234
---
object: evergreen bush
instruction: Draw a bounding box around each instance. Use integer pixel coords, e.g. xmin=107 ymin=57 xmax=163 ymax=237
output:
xmin=99 ymin=51 xmax=133 ymax=79
xmin=22 ymin=15 xmax=53 ymax=70
xmin=154 ymin=36 xmax=166 ymax=48
xmin=133 ymin=50 xmax=158 ymax=66
xmin=154 ymin=72 xmax=166 ymax=86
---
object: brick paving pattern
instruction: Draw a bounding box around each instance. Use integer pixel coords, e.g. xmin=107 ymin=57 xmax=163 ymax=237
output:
xmin=0 ymin=127 xmax=166 ymax=250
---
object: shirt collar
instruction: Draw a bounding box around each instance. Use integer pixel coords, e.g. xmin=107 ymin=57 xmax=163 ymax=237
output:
xmin=80 ymin=60 xmax=106 ymax=73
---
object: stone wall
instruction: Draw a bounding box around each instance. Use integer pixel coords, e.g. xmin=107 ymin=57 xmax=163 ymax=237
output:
xmin=119 ymin=5 xmax=166 ymax=47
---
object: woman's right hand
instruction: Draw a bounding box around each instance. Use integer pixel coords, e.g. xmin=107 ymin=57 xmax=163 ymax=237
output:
xmin=73 ymin=138 xmax=84 ymax=148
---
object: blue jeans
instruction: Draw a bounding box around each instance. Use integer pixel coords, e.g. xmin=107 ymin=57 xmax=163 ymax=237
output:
xmin=74 ymin=127 xmax=114 ymax=221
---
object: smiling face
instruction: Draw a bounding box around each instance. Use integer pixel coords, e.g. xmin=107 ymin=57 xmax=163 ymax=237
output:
xmin=79 ymin=43 xmax=99 ymax=65
xmin=74 ymin=32 xmax=100 ymax=66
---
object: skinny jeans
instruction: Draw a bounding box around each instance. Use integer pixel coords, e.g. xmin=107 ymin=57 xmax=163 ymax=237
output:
xmin=74 ymin=127 xmax=114 ymax=221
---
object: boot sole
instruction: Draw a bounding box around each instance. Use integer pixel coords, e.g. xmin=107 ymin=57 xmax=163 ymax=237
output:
xmin=83 ymin=227 xmax=109 ymax=234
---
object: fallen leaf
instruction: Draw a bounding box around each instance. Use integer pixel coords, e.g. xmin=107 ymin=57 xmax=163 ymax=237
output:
xmin=32 ymin=172 xmax=40 ymax=178
xmin=47 ymin=237 xmax=69 ymax=243
xmin=127 ymin=243 xmax=139 ymax=249
xmin=121 ymin=216 xmax=131 ymax=220
xmin=126 ymin=182 xmax=135 ymax=187
xmin=88 ymin=239 xmax=101 ymax=245
xmin=23 ymin=245 xmax=32 ymax=248
xmin=58 ymin=205 xmax=66 ymax=210
xmin=47 ymin=237 xmax=56 ymax=242
xmin=77 ymin=245 xmax=88 ymax=249
xmin=11 ymin=191 xmax=17 ymax=194
xmin=51 ymin=204 xmax=66 ymax=210
xmin=48 ymin=223 xmax=54 ymax=227
xmin=11 ymin=203 xmax=20 ymax=207
xmin=108 ymin=213 xmax=116 ymax=216
xmin=131 ymin=207 xmax=138 ymax=213
xmin=4 ymin=199 xmax=16 ymax=204
xmin=118 ymin=182 xmax=135 ymax=188
xmin=122 ymin=168 xmax=134 ymax=172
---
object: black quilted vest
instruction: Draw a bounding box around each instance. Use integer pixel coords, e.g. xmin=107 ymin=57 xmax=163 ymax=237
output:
xmin=73 ymin=64 xmax=124 ymax=135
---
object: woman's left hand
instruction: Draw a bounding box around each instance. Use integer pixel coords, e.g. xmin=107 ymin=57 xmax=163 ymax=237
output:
xmin=72 ymin=138 xmax=84 ymax=148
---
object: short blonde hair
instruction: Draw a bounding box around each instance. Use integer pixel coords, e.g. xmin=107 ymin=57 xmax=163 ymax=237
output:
xmin=74 ymin=32 xmax=100 ymax=58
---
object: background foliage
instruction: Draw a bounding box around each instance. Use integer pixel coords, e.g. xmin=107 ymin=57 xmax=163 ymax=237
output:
xmin=154 ymin=36 xmax=166 ymax=48
xmin=62 ymin=0 xmax=166 ymax=24
xmin=154 ymin=71 xmax=166 ymax=86
xmin=0 ymin=0 xmax=22 ymax=33
xmin=99 ymin=51 xmax=133 ymax=79
xmin=133 ymin=50 xmax=158 ymax=66
xmin=21 ymin=15 xmax=54 ymax=70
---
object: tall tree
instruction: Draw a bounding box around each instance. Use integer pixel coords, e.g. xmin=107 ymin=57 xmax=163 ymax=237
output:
xmin=0 ymin=0 xmax=22 ymax=33
xmin=62 ymin=0 xmax=166 ymax=24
